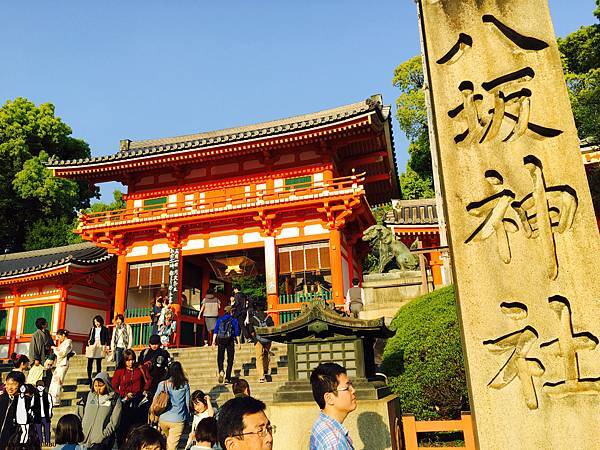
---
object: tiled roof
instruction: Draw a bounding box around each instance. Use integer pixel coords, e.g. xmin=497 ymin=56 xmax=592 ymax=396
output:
xmin=0 ymin=242 xmax=113 ymax=279
xmin=48 ymin=95 xmax=389 ymax=168
xmin=385 ymin=198 xmax=438 ymax=225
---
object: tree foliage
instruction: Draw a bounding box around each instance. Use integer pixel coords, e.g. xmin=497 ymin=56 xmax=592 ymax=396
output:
xmin=393 ymin=56 xmax=434 ymax=200
xmin=558 ymin=1 xmax=600 ymax=142
xmin=0 ymin=98 xmax=97 ymax=251
xmin=393 ymin=2 xmax=600 ymax=201
xmin=381 ymin=286 xmax=468 ymax=420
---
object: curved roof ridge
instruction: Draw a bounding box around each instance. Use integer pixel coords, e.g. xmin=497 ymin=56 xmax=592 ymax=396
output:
xmin=125 ymin=96 xmax=383 ymax=151
xmin=0 ymin=242 xmax=97 ymax=261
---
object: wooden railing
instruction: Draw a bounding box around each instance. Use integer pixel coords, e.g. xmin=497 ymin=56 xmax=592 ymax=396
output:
xmin=77 ymin=173 xmax=365 ymax=229
xmin=278 ymin=291 xmax=332 ymax=305
xmin=402 ymin=413 xmax=476 ymax=450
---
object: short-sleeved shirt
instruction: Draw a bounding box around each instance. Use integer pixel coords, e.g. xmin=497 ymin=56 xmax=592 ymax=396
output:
xmin=202 ymin=295 xmax=220 ymax=317
xmin=310 ymin=411 xmax=354 ymax=450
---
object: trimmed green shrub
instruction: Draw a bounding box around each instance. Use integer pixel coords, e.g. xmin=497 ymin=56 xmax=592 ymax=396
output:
xmin=381 ymin=285 xmax=469 ymax=420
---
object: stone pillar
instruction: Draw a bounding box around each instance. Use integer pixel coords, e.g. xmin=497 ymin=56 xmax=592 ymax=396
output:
xmin=418 ymin=1 xmax=600 ymax=448
xmin=328 ymin=228 xmax=344 ymax=305
xmin=113 ymin=254 xmax=128 ymax=316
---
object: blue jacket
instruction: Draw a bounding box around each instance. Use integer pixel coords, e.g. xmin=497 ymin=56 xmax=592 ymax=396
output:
xmin=213 ymin=314 xmax=240 ymax=338
xmin=156 ymin=379 xmax=190 ymax=423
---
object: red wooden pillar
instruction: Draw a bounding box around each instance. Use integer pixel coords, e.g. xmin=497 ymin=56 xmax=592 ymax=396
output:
xmin=264 ymin=235 xmax=279 ymax=325
xmin=329 ymin=228 xmax=344 ymax=305
xmin=114 ymin=254 xmax=128 ymax=316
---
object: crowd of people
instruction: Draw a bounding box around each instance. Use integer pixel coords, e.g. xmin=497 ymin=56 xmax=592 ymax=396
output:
xmin=0 ymin=284 xmax=364 ymax=449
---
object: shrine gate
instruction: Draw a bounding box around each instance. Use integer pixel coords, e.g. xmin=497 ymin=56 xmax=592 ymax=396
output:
xmin=49 ymin=96 xmax=399 ymax=347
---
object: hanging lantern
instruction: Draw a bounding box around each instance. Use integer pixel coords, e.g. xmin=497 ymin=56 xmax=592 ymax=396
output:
xmin=208 ymin=255 xmax=258 ymax=282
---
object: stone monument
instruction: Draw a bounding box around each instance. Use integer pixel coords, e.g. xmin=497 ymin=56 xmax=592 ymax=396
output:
xmin=417 ymin=1 xmax=600 ymax=449
xmin=257 ymin=301 xmax=402 ymax=450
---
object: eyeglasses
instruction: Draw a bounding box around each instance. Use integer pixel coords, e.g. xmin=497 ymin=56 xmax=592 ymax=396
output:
xmin=336 ymin=381 xmax=355 ymax=392
xmin=236 ymin=425 xmax=276 ymax=438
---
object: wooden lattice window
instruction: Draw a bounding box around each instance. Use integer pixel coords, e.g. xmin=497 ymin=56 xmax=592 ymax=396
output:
xmin=128 ymin=261 xmax=169 ymax=288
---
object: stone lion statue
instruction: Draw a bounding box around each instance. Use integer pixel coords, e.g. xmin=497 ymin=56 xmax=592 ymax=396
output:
xmin=362 ymin=224 xmax=419 ymax=273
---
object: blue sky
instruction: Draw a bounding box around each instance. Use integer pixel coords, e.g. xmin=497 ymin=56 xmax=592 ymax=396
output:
xmin=1 ymin=0 xmax=596 ymax=203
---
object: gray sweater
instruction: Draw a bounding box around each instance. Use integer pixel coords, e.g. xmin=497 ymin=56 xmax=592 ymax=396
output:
xmin=29 ymin=328 xmax=53 ymax=363
xmin=77 ymin=372 xmax=122 ymax=445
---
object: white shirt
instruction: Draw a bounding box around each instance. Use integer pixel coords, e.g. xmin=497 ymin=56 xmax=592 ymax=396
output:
xmin=94 ymin=327 xmax=101 ymax=343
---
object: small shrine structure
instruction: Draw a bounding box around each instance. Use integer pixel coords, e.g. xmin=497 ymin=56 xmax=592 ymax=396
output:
xmin=256 ymin=301 xmax=402 ymax=450
xmin=48 ymin=95 xmax=400 ymax=346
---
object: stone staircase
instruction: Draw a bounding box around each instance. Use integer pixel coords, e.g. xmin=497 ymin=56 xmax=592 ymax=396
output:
xmin=51 ymin=342 xmax=289 ymax=418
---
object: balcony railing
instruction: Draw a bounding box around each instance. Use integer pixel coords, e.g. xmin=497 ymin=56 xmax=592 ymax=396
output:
xmin=77 ymin=173 xmax=365 ymax=230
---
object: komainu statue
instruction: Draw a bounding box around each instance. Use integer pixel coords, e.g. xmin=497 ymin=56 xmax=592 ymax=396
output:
xmin=362 ymin=224 xmax=419 ymax=273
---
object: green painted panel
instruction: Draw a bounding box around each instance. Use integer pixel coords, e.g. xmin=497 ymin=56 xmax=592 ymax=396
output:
xmin=284 ymin=176 xmax=312 ymax=190
xmin=0 ymin=310 xmax=7 ymax=336
xmin=23 ymin=305 xmax=54 ymax=335
xmin=143 ymin=196 xmax=167 ymax=210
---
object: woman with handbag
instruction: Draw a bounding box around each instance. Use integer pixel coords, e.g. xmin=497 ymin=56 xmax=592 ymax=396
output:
xmin=153 ymin=361 xmax=190 ymax=450
xmin=111 ymin=349 xmax=151 ymax=447
xmin=85 ymin=315 xmax=109 ymax=385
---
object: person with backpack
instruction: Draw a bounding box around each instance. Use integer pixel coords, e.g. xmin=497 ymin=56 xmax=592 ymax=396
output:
xmin=249 ymin=302 xmax=275 ymax=383
xmin=211 ymin=306 xmax=240 ymax=384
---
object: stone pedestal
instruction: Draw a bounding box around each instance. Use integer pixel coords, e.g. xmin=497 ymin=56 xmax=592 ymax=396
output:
xmin=267 ymin=394 xmax=402 ymax=450
xmin=361 ymin=271 xmax=425 ymax=320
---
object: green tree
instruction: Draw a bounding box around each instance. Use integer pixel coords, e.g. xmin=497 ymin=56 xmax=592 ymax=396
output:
xmin=23 ymin=217 xmax=82 ymax=251
xmin=381 ymin=286 xmax=468 ymax=420
xmin=400 ymin=168 xmax=435 ymax=200
xmin=558 ymin=1 xmax=600 ymax=142
xmin=0 ymin=98 xmax=97 ymax=251
xmin=393 ymin=56 xmax=434 ymax=199
xmin=86 ymin=189 xmax=126 ymax=213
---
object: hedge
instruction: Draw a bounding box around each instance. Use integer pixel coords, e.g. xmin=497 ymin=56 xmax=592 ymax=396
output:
xmin=381 ymin=285 xmax=469 ymax=420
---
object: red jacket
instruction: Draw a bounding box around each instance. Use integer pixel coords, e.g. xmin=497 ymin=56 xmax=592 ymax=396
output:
xmin=111 ymin=366 xmax=151 ymax=397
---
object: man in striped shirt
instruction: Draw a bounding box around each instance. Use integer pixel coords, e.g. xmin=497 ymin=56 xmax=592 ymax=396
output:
xmin=309 ymin=363 xmax=357 ymax=450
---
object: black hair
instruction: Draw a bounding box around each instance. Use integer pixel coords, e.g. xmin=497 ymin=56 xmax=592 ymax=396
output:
xmin=352 ymin=277 xmax=360 ymax=286
xmin=13 ymin=354 xmax=29 ymax=369
xmin=92 ymin=315 xmax=104 ymax=326
xmin=195 ymin=417 xmax=218 ymax=445
xmin=217 ymin=396 xmax=266 ymax=448
xmin=6 ymin=370 xmax=25 ymax=385
xmin=122 ymin=424 xmax=166 ymax=450
xmin=191 ymin=389 xmax=208 ymax=413
xmin=34 ymin=318 xmax=47 ymax=330
xmin=232 ymin=378 xmax=250 ymax=396
xmin=55 ymin=414 xmax=84 ymax=445
xmin=115 ymin=313 xmax=125 ymax=322
xmin=168 ymin=361 xmax=188 ymax=390
xmin=310 ymin=362 xmax=347 ymax=410
xmin=117 ymin=348 xmax=137 ymax=370
xmin=149 ymin=334 xmax=161 ymax=346
xmin=56 ymin=329 xmax=69 ymax=337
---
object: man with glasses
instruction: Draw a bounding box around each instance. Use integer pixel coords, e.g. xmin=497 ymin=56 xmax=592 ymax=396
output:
xmin=309 ymin=363 xmax=357 ymax=450
xmin=217 ymin=395 xmax=274 ymax=450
